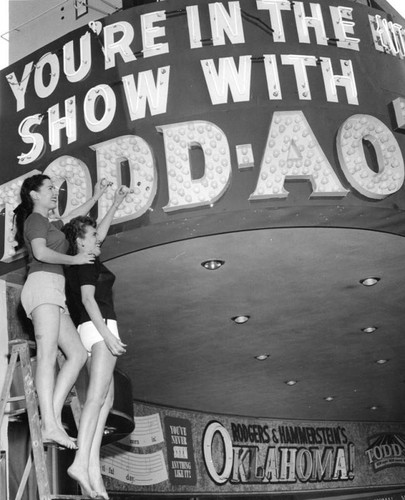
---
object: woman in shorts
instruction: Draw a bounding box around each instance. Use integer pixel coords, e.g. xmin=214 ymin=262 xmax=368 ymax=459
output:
xmin=62 ymin=185 xmax=129 ymax=499
xmin=14 ymin=173 xmax=108 ymax=449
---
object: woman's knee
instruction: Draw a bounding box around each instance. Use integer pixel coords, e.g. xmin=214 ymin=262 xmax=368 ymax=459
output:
xmin=87 ymin=385 xmax=113 ymax=409
xmin=86 ymin=393 xmax=106 ymax=412
xmin=65 ymin=344 xmax=88 ymax=367
xmin=36 ymin=343 xmax=58 ymax=365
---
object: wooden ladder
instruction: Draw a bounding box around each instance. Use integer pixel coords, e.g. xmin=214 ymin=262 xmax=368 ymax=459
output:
xmin=0 ymin=339 xmax=87 ymax=500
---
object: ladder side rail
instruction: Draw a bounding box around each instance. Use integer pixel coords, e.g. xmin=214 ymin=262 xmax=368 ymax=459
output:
xmin=18 ymin=341 xmax=52 ymax=500
xmin=14 ymin=443 xmax=33 ymax=500
xmin=0 ymin=348 xmax=19 ymax=428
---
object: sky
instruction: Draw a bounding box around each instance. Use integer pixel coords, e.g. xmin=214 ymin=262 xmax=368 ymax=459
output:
xmin=0 ymin=0 xmax=405 ymax=71
xmin=388 ymin=0 xmax=405 ymax=18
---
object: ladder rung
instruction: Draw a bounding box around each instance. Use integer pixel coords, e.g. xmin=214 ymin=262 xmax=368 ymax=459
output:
xmin=8 ymin=395 xmax=26 ymax=402
xmin=7 ymin=408 xmax=27 ymax=418
xmin=8 ymin=339 xmax=36 ymax=349
xmin=50 ymin=496 xmax=91 ymax=499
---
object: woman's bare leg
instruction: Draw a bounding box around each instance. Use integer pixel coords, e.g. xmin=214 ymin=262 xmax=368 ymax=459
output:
xmin=68 ymin=341 xmax=116 ymax=498
xmin=31 ymin=304 xmax=76 ymax=449
xmin=54 ymin=312 xmax=88 ymax=426
xmin=88 ymin=376 xmax=114 ymax=499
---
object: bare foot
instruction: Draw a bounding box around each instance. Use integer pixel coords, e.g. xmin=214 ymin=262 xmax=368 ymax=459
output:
xmin=67 ymin=464 xmax=97 ymax=498
xmin=42 ymin=427 xmax=77 ymax=450
xmin=55 ymin=419 xmax=77 ymax=441
xmin=89 ymin=470 xmax=109 ymax=499
xmin=58 ymin=424 xmax=77 ymax=441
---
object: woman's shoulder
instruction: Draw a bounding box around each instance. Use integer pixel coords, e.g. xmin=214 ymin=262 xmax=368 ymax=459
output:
xmin=26 ymin=212 xmax=45 ymax=222
xmin=25 ymin=212 xmax=48 ymax=228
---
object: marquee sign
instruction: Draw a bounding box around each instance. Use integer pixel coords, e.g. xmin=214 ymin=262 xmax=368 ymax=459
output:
xmin=99 ymin=401 xmax=405 ymax=495
xmin=1 ymin=0 xmax=405 ymax=273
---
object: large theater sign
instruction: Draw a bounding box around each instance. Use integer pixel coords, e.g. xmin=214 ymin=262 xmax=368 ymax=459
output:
xmin=2 ymin=0 xmax=405 ymax=496
xmin=1 ymin=0 xmax=405 ymax=272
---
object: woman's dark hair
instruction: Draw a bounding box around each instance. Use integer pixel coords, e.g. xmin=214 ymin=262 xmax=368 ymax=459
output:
xmin=13 ymin=174 xmax=50 ymax=248
xmin=62 ymin=216 xmax=96 ymax=256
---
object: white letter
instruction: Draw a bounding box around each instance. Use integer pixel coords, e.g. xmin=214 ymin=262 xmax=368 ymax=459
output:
xmin=141 ymin=11 xmax=169 ymax=57
xmin=369 ymin=15 xmax=405 ymax=57
xmin=249 ymin=110 xmax=348 ymax=199
xmin=103 ymin=22 xmax=136 ymax=70
xmin=296 ymin=449 xmax=312 ymax=482
xmin=84 ymin=84 xmax=116 ymax=133
xmin=208 ymin=2 xmax=245 ymax=45
xmin=6 ymin=62 xmax=34 ymax=112
xmin=91 ymin=135 xmax=157 ymax=222
xmin=17 ymin=114 xmax=46 ymax=165
xmin=281 ymin=54 xmax=317 ymax=100
xmin=203 ymin=422 xmax=233 ymax=484
xmin=43 ymin=156 xmax=92 ymax=217
xmin=388 ymin=22 xmax=405 ymax=57
xmin=329 ymin=6 xmax=360 ymax=51
xmin=293 ymin=2 xmax=328 ymax=45
xmin=319 ymin=58 xmax=358 ymax=105
xmin=34 ymin=53 xmax=60 ymax=99
xmin=392 ymin=97 xmax=405 ymax=131
xmin=186 ymin=5 xmax=202 ymax=48
xmin=122 ymin=67 xmax=170 ymax=121
xmin=337 ymin=114 xmax=404 ymax=199
xmin=256 ymin=0 xmax=290 ymax=42
xmin=157 ymin=120 xmax=231 ymax=212
xmin=201 ymin=56 xmax=252 ymax=104
xmin=279 ymin=448 xmax=297 ymax=481
xmin=44 ymin=156 xmax=92 ymax=216
xmin=332 ymin=448 xmax=348 ymax=480
xmin=48 ymin=97 xmax=77 ymax=151
xmin=63 ymin=32 xmax=92 ymax=82
xmin=264 ymin=54 xmax=282 ymax=99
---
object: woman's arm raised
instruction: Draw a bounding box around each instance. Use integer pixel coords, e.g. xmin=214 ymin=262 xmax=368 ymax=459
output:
xmin=60 ymin=178 xmax=110 ymax=225
xmin=96 ymin=186 xmax=130 ymax=245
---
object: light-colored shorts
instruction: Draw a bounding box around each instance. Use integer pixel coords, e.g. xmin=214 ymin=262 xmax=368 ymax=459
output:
xmin=78 ymin=319 xmax=120 ymax=353
xmin=21 ymin=271 xmax=67 ymax=320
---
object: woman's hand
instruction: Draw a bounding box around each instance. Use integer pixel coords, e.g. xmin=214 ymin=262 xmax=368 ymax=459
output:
xmin=73 ymin=252 xmax=95 ymax=265
xmin=93 ymin=178 xmax=111 ymax=201
xmin=113 ymin=185 xmax=131 ymax=209
xmin=104 ymin=331 xmax=127 ymax=356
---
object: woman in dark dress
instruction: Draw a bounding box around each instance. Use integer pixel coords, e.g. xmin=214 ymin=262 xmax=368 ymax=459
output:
xmin=62 ymin=185 xmax=129 ymax=499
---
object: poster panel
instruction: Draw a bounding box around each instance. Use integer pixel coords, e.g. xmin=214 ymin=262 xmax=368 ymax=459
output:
xmin=100 ymin=402 xmax=405 ymax=495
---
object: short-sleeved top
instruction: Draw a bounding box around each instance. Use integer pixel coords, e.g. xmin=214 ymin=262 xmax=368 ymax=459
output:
xmin=64 ymin=257 xmax=117 ymax=327
xmin=24 ymin=212 xmax=68 ymax=277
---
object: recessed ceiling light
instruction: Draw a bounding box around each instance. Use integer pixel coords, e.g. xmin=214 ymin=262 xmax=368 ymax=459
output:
xmin=285 ymin=380 xmax=297 ymax=386
xmin=255 ymin=354 xmax=270 ymax=361
xmin=359 ymin=277 xmax=380 ymax=286
xmin=324 ymin=396 xmax=335 ymax=402
xmin=201 ymin=259 xmax=225 ymax=270
xmin=376 ymin=359 xmax=389 ymax=364
xmin=232 ymin=315 xmax=250 ymax=324
xmin=362 ymin=326 xmax=377 ymax=334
